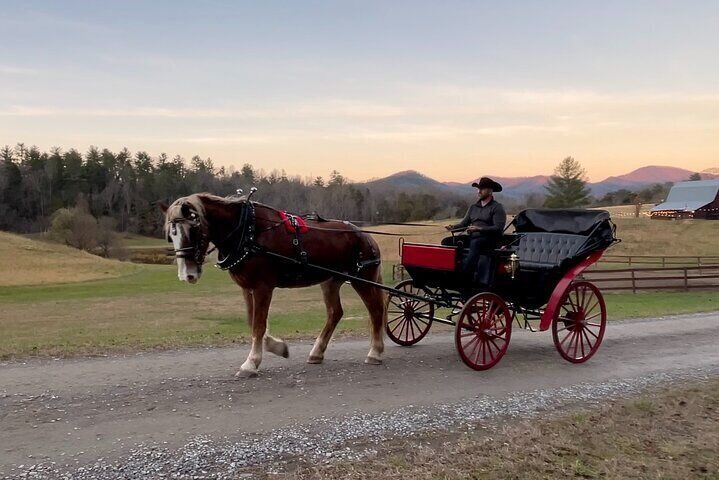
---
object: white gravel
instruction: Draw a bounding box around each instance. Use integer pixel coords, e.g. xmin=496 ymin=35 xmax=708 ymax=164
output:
xmin=9 ymin=365 xmax=718 ymax=480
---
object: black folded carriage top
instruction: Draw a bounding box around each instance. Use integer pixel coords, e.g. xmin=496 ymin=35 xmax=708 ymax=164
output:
xmin=511 ymin=209 xmax=616 ymax=270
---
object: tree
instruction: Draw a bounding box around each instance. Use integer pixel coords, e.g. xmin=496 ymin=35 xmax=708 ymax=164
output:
xmin=688 ymin=172 xmax=702 ymax=181
xmin=543 ymin=157 xmax=592 ymax=208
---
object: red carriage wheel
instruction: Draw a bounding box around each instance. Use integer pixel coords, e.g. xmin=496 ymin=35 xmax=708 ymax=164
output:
xmin=455 ymin=292 xmax=512 ymax=370
xmin=552 ymin=281 xmax=607 ymax=363
xmin=385 ymin=280 xmax=434 ymax=346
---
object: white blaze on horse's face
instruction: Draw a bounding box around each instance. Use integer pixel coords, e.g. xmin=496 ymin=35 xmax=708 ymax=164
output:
xmin=169 ymin=222 xmax=202 ymax=284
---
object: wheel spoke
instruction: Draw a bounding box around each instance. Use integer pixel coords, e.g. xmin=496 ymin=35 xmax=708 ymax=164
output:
xmin=411 ymin=315 xmax=428 ymax=335
xmin=580 ymin=286 xmax=589 ymax=312
xmin=406 ymin=315 xmax=417 ymax=340
xmin=571 ymin=329 xmax=581 ymax=358
xmin=473 ymin=337 xmax=483 ymax=365
xmin=584 ymin=298 xmax=599 ymax=316
xmin=581 ymin=329 xmax=594 ymax=352
xmin=487 ymin=336 xmax=503 ymax=355
xmin=560 ymin=328 xmax=574 ymax=347
xmin=463 ymin=333 xmax=481 ymax=352
xmin=390 ymin=317 xmax=405 ymax=335
xmin=394 ymin=317 xmax=407 ymax=338
xmin=584 ymin=326 xmax=599 ymax=340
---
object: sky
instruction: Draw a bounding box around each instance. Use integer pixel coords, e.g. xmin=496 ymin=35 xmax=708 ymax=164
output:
xmin=1 ymin=0 xmax=718 ymax=182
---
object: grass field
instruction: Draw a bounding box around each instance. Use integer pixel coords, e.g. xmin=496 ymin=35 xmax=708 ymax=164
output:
xmin=294 ymin=379 xmax=719 ymax=479
xmin=0 ymin=217 xmax=717 ymax=359
xmin=0 ymin=231 xmax=139 ymax=286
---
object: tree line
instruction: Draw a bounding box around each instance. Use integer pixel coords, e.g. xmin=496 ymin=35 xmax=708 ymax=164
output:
xmin=0 ymin=144 xmax=470 ymax=236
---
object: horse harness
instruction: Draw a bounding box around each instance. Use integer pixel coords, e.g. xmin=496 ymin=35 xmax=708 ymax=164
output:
xmin=168 ymin=184 xmax=382 ymax=276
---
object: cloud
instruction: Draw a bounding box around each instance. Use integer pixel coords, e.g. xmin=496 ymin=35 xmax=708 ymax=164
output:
xmin=0 ymin=65 xmax=39 ymax=76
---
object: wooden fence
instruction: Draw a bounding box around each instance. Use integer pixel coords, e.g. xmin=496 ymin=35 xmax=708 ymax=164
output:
xmin=392 ymin=259 xmax=719 ymax=293
xmin=596 ymin=255 xmax=719 ymax=268
xmin=581 ymin=265 xmax=719 ymax=292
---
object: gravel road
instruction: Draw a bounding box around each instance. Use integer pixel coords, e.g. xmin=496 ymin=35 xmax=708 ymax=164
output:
xmin=2 ymin=311 xmax=718 ymax=479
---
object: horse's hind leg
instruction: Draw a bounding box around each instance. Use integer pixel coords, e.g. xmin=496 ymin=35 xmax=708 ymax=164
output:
xmin=236 ymin=286 xmax=274 ymax=378
xmin=242 ymin=288 xmax=288 ymax=360
xmin=352 ymin=266 xmax=386 ymax=365
xmin=308 ymin=278 xmax=344 ymax=364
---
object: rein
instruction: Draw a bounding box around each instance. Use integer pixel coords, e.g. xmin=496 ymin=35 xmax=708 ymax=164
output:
xmin=171 ymin=191 xmax=454 ymax=272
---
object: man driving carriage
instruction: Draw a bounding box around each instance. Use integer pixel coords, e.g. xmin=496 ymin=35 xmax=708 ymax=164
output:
xmin=445 ymin=177 xmax=506 ymax=285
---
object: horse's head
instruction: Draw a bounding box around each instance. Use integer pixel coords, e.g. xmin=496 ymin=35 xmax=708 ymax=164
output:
xmin=161 ymin=196 xmax=210 ymax=284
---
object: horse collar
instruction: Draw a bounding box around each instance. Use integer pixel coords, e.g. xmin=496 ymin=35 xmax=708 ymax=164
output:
xmin=215 ymin=202 xmax=257 ymax=271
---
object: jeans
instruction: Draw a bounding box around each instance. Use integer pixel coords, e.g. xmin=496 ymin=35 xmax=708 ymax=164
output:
xmin=462 ymin=236 xmax=498 ymax=285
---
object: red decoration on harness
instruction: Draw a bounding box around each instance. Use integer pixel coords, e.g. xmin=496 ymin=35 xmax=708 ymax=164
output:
xmin=279 ymin=211 xmax=309 ymax=234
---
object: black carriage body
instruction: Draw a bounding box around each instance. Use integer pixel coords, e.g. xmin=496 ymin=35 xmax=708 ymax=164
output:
xmin=400 ymin=209 xmax=616 ymax=309
xmin=391 ymin=208 xmax=617 ymax=370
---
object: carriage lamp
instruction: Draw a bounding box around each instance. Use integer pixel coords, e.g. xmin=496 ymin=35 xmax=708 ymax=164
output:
xmin=508 ymin=253 xmax=520 ymax=279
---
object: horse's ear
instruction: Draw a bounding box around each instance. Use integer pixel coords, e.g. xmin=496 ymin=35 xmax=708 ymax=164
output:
xmin=158 ymin=202 xmax=168 ymax=213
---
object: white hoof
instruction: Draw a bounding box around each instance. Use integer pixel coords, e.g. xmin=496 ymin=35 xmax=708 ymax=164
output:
xmin=235 ymin=368 xmax=258 ymax=378
xmin=265 ymin=337 xmax=289 ymax=358
xmin=307 ymin=355 xmax=324 ymax=364
xmin=364 ymin=356 xmax=382 ymax=365
xmin=236 ymin=358 xmax=259 ymax=378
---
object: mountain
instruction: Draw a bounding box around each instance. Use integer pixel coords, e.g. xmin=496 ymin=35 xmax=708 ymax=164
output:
xmin=600 ymin=165 xmax=696 ymax=185
xmin=359 ymin=165 xmax=718 ymax=200
xmin=590 ymin=165 xmax=718 ymax=197
xmin=363 ymin=170 xmax=453 ymax=193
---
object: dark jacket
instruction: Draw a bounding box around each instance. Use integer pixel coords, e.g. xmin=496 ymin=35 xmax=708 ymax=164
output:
xmin=451 ymin=198 xmax=507 ymax=237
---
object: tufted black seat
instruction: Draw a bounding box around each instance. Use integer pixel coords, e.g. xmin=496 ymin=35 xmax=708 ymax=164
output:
xmin=515 ymin=232 xmax=587 ymax=270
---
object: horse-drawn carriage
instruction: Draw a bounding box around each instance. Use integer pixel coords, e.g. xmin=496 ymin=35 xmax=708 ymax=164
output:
xmin=165 ymin=190 xmax=618 ymax=375
xmin=386 ymin=209 xmax=619 ymax=370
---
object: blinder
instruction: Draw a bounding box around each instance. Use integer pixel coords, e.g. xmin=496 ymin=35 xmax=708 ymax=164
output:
xmin=168 ymin=210 xmax=208 ymax=264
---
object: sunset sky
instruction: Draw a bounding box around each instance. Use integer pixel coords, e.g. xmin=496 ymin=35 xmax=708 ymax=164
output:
xmin=1 ymin=1 xmax=718 ymax=182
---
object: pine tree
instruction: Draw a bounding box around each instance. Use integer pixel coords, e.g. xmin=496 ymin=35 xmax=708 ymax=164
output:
xmin=543 ymin=157 xmax=592 ymax=208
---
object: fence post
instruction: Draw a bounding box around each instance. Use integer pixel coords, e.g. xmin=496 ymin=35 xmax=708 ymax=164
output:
xmin=662 ymin=256 xmax=666 ymax=268
xmin=628 ymin=256 xmax=632 ymax=267
xmin=631 ymin=270 xmax=636 ymax=294
xmin=684 ymin=268 xmax=688 ymax=291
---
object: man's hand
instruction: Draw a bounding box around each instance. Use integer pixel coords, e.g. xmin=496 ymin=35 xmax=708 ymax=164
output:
xmin=466 ymin=226 xmax=482 ymax=233
xmin=445 ymin=225 xmax=454 ymax=231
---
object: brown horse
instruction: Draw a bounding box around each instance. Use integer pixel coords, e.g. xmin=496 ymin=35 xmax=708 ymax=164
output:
xmin=161 ymin=193 xmax=386 ymax=377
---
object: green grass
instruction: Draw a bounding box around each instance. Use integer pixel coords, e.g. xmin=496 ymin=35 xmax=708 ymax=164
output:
xmin=604 ymin=290 xmax=719 ymax=318
xmin=1 ymin=219 xmax=718 ymax=359
xmin=122 ymin=233 xmax=167 ymax=248
xmin=0 ymin=265 xmax=231 ymax=304
xmin=0 ymin=263 xmax=717 ymax=358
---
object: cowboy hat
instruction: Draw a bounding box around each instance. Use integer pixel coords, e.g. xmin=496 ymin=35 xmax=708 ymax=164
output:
xmin=471 ymin=177 xmax=503 ymax=192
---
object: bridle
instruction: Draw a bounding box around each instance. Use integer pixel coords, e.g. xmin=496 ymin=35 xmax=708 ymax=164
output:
xmin=168 ymin=211 xmax=209 ymax=266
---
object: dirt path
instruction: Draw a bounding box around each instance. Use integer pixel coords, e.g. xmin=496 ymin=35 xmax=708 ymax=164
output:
xmin=2 ymin=312 xmax=719 ymax=478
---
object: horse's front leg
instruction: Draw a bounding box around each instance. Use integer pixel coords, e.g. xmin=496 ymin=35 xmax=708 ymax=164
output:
xmin=236 ymin=286 xmax=274 ymax=378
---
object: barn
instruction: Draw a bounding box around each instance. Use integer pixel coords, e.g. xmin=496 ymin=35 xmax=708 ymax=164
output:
xmin=651 ymin=180 xmax=719 ymax=219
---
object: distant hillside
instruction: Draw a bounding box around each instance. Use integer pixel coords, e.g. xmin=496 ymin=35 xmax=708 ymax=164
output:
xmin=363 ymin=170 xmax=454 ymax=193
xmin=360 ymin=165 xmax=718 ymax=200
xmin=0 ymin=232 xmax=138 ymax=286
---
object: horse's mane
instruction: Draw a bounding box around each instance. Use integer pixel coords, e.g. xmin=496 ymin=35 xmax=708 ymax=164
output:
xmin=165 ymin=193 xmax=276 ymax=233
